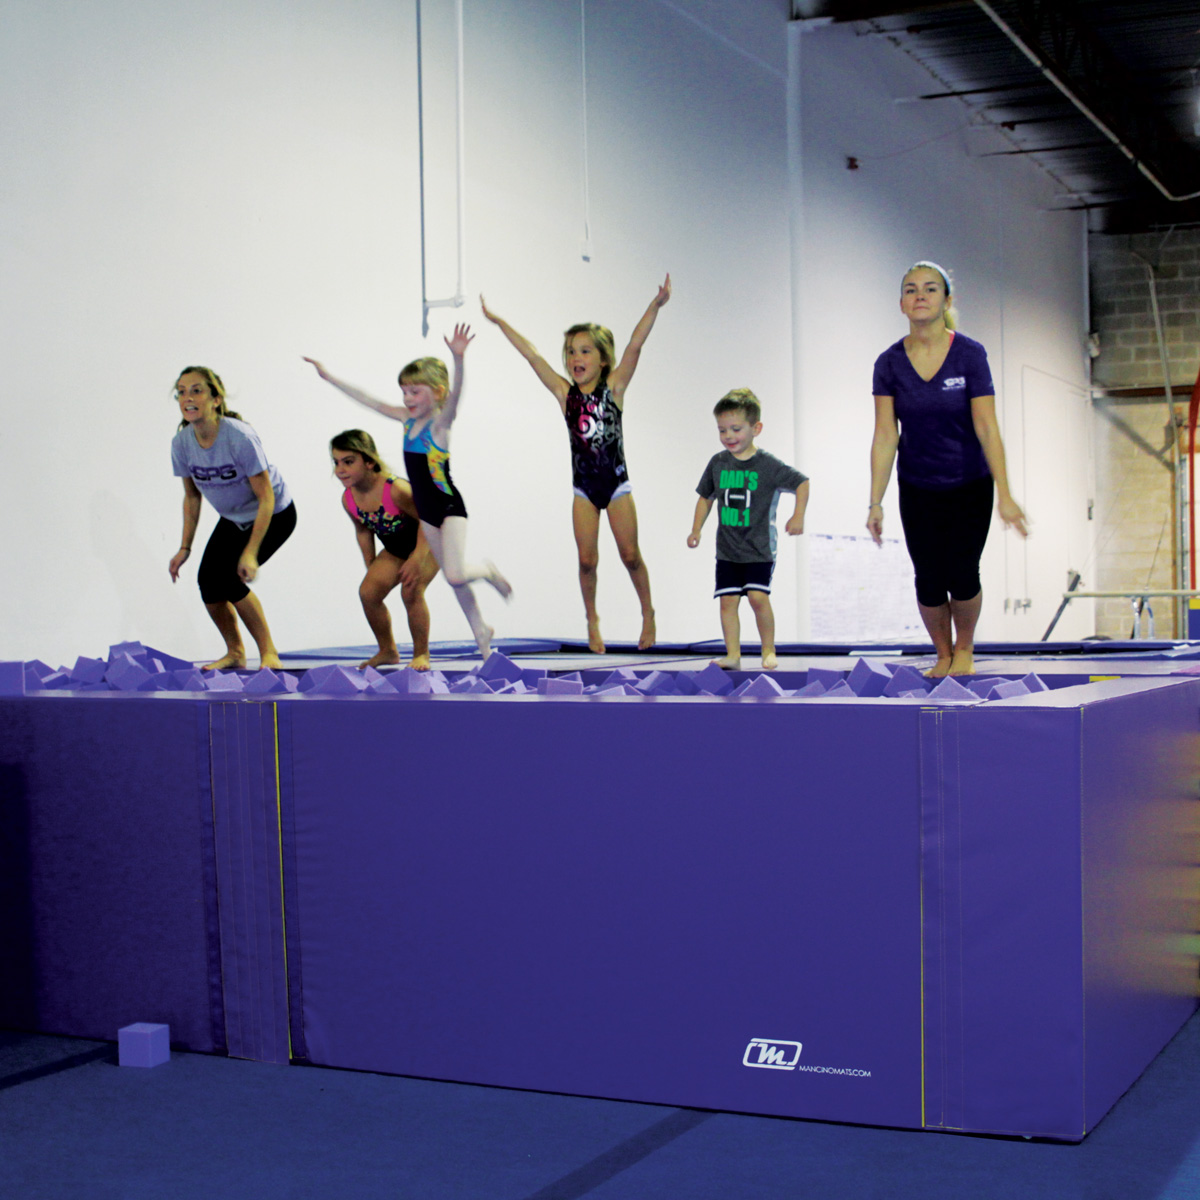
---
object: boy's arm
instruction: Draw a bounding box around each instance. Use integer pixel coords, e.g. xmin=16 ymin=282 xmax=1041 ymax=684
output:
xmin=688 ymin=495 xmax=714 ymax=548
xmin=480 ymin=296 xmax=570 ymax=407
xmin=785 ymin=479 xmax=809 ymax=536
xmin=608 ymin=274 xmax=671 ymax=398
xmin=435 ymin=323 xmax=474 ymax=433
xmin=303 ymin=357 xmax=410 ymax=421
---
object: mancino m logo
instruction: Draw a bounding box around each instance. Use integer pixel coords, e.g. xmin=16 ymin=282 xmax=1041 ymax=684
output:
xmin=743 ymin=1038 xmax=802 ymax=1070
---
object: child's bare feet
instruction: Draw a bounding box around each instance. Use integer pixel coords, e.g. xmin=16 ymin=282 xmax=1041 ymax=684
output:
xmin=713 ymin=655 xmax=740 ymax=670
xmin=762 ymin=650 xmax=778 ymax=670
xmin=203 ymin=651 xmax=247 ymax=671
xmin=259 ymin=653 xmax=284 ymax=671
xmin=360 ymin=649 xmax=401 ymax=670
xmin=407 ymin=653 xmax=432 ymax=672
xmin=486 ymin=563 xmax=512 ymax=601
xmin=924 ymin=656 xmax=952 ymax=679
xmin=637 ymin=610 xmax=657 ymax=650
xmin=587 ymin=618 xmax=605 ymax=654
xmin=948 ymin=650 xmax=975 ymax=676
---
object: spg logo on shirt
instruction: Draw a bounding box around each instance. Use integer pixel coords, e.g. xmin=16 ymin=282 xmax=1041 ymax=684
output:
xmin=942 ymin=376 xmax=966 ymax=390
xmin=191 ymin=464 xmax=239 ymax=481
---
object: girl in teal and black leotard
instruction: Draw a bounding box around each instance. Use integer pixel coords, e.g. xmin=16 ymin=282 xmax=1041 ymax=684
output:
xmin=306 ymin=326 xmax=510 ymax=661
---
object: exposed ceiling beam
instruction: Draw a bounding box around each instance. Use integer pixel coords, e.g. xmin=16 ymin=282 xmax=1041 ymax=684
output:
xmin=790 ymin=1 xmax=969 ymax=19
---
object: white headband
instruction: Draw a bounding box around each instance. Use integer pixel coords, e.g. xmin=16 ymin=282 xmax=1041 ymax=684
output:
xmin=909 ymin=260 xmax=951 ymax=294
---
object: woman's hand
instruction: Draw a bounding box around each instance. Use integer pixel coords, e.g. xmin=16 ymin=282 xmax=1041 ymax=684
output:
xmin=169 ymin=547 xmax=191 ymax=581
xmin=998 ymin=495 xmax=1029 ymax=538
xmin=866 ymin=504 xmax=884 ymax=546
xmin=237 ymin=551 xmax=259 ymax=584
xmin=653 ymin=274 xmax=672 ymax=309
xmin=444 ymin=323 xmax=474 ymax=358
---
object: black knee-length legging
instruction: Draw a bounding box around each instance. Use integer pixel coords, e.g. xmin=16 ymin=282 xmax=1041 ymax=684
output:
xmin=197 ymin=502 xmax=297 ymax=604
xmin=898 ymin=477 xmax=992 ymax=608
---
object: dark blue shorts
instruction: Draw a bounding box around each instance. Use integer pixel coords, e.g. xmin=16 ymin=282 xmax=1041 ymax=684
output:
xmin=714 ymin=559 xmax=774 ymax=597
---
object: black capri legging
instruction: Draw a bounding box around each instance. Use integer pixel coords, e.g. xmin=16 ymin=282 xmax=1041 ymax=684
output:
xmin=197 ymin=502 xmax=297 ymax=604
xmin=898 ymin=476 xmax=992 ymax=608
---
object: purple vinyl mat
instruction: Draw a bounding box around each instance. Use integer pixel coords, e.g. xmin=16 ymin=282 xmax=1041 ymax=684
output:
xmin=0 ymin=667 xmax=1196 ymax=1139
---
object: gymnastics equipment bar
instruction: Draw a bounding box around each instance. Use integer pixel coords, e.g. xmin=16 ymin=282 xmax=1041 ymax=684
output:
xmin=417 ymin=0 xmax=466 ymax=336
xmin=1057 ymin=589 xmax=1200 ymax=641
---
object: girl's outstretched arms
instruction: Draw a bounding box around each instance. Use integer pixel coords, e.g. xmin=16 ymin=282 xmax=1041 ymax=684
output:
xmin=609 ymin=273 xmax=671 ymax=398
xmin=435 ymin=323 xmax=475 ymax=432
xmin=480 ymin=295 xmax=570 ymax=407
xmin=303 ymin=357 xmax=410 ymax=421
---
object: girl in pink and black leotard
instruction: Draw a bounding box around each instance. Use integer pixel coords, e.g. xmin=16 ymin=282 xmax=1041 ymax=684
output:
xmin=330 ymin=430 xmax=439 ymax=671
xmin=481 ymin=277 xmax=671 ymax=653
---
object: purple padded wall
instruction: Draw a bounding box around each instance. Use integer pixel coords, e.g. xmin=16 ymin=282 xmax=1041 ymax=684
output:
xmin=284 ymin=696 xmax=925 ymax=1127
xmin=0 ymin=696 xmax=221 ymax=1051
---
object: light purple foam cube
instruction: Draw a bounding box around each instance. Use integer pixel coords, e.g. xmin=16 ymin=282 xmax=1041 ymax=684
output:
xmin=139 ymin=645 xmax=195 ymax=673
xmin=108 ymin=641 xmax=147 ymax=662
xmin=636 ymin=670 xmax=678 ymax=696
xmin=204 ymin=671 xmax=245 ymax=693
xmin=167 ymin=669 xmax=208 ymax=691
xmin=990 ymin=679 xmax=1031 ymax=699
xmin=70 ymin=656 xmax=108 ymax=685
xmin=118 ymin=1022 xmax=170 ymax=1068
xmin=805 ymin=666 xmax=846 ymax=690
xmin=673 ymin=673 xmax=700 ymax=696
xmin=735 ymin=674 xmax=786 ymax=699
xmin=25 ymin=660 xmax=55 ymax=681
xmin=537 ymin=677 xmax=584 ymax=696
xmin=847 ymin=658 xmax=892 ymax=698
xmin=520 ymin=668 xmax=548 ymax=686
xmin=477 ymin=652 xmax=524 ymax=685
xmin=795 ymin=680 xmax=826 ymax=697
xmin=450 ymin=677 xmax=492 ymax=694
xmin=298 ymin=665 xmax=339 ymax=694
xmin=360 ymin=666 xmax=386 ymax=685
xmin=106 ymin=659 xmax=153 ymax=692
xmin=393 ymin=668 xmax=433 ymax=694
xmin=243 ymin=669 xmax=290 ymax=696
xmin=883 ymin=666 xmax=930 ymax=697
xmin=823 ymin=680 xmax=856 ymax=698
xmin=966 ymin=676 xmax=1003 ymax=697
xmin=689 ymin=663 xmax=735 ymax=696
xmin=927 ymin=676 xmax=976 ymax=702
xmin=38 ymin=672 xmax=73 ymax=691
xmin=588 ymin=684 xmax=626 ymax=697
xmin=600 ymin=667 xmax=639 ymax=689
xmin=1020 ymin=673 xmax=1049 ymax=693
xmin=0 ymin=662 xmax=25 ymax=696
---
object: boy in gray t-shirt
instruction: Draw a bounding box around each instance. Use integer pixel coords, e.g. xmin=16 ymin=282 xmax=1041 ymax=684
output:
xmin=688 ymin=389 xmax=809 ymax=670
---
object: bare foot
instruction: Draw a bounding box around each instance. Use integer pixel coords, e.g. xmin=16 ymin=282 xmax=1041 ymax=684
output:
xmin=924 ymin=657 xmax=952 ymax=679
xmin=713 ymin=655 xmax=740 ymax=670
xmin=948 ymin=650 xmax=975 ymax=676
xmin=259 ymin=653 xmax=284 ymax=671
xmin=360 ymin=648 xmax=401 ymax=669
xmin=486 ymin=563 xmax=512 ymax=601
xmin=637 ymin=610 xmax=657 ymax=651
xmin=407 ymin=653 xmax=431 ymax=672
xmin=762 ymin=651 xmax=778 ymax=670
xmin=202 ymin=651 xmax=247 ymax=671
xmin=478 ymin=625 xmax=494 ymax=661
xmin=587 ymin=618 xmax=605 ymax=654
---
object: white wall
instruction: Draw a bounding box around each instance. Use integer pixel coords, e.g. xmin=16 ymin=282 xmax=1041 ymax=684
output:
xmin=0 ymin=0 xmax=792 ymax=665
xmin=789 ymin=21 xmax=1093 ymax=642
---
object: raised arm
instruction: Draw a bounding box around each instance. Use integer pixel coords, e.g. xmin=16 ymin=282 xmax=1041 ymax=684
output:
xmin=480 ymin=296 xmax=570 ymax=407
xmin=435 ymin=323 xmax=475 ymax=433
xmin=303 ymin=357 xmax=410 ymax=421
xmin=608 ymin=274 xmax=671 ymax=398
xmin=867 ymin=395 xmax=899 ymax=546
xmin=971 ymin=394 xmax=1028 ymax=537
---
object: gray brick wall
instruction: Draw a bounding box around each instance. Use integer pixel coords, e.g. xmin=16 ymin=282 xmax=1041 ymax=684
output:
xmin=1088 ymin=229 xmax=1200 ymax=639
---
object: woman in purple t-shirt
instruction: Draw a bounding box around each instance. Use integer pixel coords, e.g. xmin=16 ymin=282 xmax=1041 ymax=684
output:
xmin=866 ymin=262 xmax=1027 ymax=677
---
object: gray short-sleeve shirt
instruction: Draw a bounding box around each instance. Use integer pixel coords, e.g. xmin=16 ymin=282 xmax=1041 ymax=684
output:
xmin=697 ymin=449 xmax=807 ymax=563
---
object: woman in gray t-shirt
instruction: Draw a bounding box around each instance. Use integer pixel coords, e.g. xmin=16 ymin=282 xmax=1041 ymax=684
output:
xmin=169 ymin=366 xmax=296 ymax=671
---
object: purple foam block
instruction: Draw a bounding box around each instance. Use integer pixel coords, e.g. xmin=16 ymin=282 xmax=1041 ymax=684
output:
xmin=558 ymin=671 xmax=583 ymax=683
xmin=795 ymin=680 xmax=826 ymax=697
xmin=310 ymin=666 xmax=369 ymax=696
xmin=70 ymin=656 xmax=108 ymax=685
xmin=537 ymin=678 xmax=585 ymax=696
xmin=927 ymin=676 xmax=977 ymax=702
xmin=118 ymin=1022 xmax=170 ymax=1068
xmin=883 ymin=666 xmax=930 ymax=698
xmin=620 ymin=684 xmax=643 ymax=696
xmin=167 ymin=669 xmax=208 ymax=691
xmin=806 ymin=666 xmax=846 ymax=690
xmin=688 ymin=663 xmax=735 ymax=696
xmin=735 ymin=674 xmax=786 ymax=699
xmin=991 ymin=679 xmax=1031 ymax=699
xmin=139 ymin=645 xmax=196 ymax=673
xmin=600 ymin=668 xmax=639 ymax=689
xmin=899 ymin=688 xmax=929 ymax=699
xmin=477 ymin=652 xmax=524 ymax=685
xmin=393 ymin=668 xmax=433 ymax=695
xmin=1020 ymin=673 xmax=1049 ymax=693
xmin=25 ymin=660 xmax=55 ymax=680
xmin=204 ymin=672 xmax=246 ymax=693
xmin=847 ymin=658 xmax=892 ymax=698
xmin=38 ymin=671 xmax=74 ymax=691
xmin=450 ymin=677 xmax=492 ymax=695
xmin=366 ymin=675 xmax=400 ymax=695
xmin=360 ymin=666 xmax=386 ymax=685
xmin=0 ymin=662 xmax=26 ymax=696
xmin=426 ymin=673 xmax=450 ymax=695
xmin=673 ymin=673 xmax=700 ymax=696
xmin=966 ymin=677 xmax=1003 ymax=698
xmin=520 ymin=668 xmax=548 ymax=686
xmin=298 ymin=664 xmax=341 ymax=694
xmin=137 ymin=674 xmax=177 ymax=692
xmin=108 ymin=641 xmax=147 ymax=662
xmin=823 ymin=680 xmax=856 ymax=698
xmin=588 ymin=684 xmax=626 ymax=698
xmin=243 ymin=669 xmax=290 ymax=696
xmin=637 ymin=671 xmax=678 ymax=696
xmin=22 ymin=665 xmax=44 ymax=692
xmin=106 ymin=659 xmax=153 ymax=692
